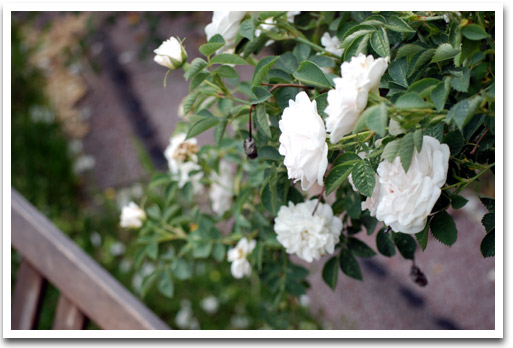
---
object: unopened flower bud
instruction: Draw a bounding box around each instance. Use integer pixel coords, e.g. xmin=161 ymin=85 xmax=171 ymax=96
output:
xmin=410 ymin=265 xmax=428 ymax=287
xmin=244 ymin=138 xmax=258 ymax=159
xmin=153 ymin=36 xmax=187 ymax=70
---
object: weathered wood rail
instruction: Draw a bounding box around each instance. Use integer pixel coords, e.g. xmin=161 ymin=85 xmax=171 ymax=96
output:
xmin=11 ymin=187 xmax=170 ymax=330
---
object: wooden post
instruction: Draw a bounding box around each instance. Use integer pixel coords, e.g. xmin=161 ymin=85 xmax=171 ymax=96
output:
xmin=53 ymin=295 xmax=86 ymax=330
xmin=11 ymin=259 xmax=45 ymax=330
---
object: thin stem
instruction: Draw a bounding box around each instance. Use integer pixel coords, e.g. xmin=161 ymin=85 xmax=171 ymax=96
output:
xmin=311 ymin=185 xmax=326 ymax=216
xmin=470 ymin=129 xmax=489 ymax=155
xmin=261 ymin=83 xmax=314 ymax=94
xmin=248 ymin=104 xmax=256 ymax=140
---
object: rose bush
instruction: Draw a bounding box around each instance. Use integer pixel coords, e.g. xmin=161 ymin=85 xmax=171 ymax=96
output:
xmin=122 ymin=11 xmax=496 ymax=328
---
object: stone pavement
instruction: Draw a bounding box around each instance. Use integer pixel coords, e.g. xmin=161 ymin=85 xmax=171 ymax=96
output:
xmin=78 ymin=12 xmax=495 ymax=330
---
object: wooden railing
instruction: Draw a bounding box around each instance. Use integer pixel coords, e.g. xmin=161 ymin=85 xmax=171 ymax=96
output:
xmin=11 ymin=188 xmax=170 ymax=330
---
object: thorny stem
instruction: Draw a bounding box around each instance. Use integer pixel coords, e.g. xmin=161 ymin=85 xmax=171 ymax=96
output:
xmin=311 ymin=185 xmax=326 ymax=216
xmin=261 ymin=83 xmax=314 ymax=94
xmin=470 ymin=129 xmax=489 ymax=155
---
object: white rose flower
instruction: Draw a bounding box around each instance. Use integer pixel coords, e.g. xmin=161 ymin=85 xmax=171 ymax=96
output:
xmin=362 ymin=136 xmax=450 ymax=234
xmin=120 ymin=202 xmax=146 ymax=229
xmin=209 ymin=160 xmax=233 ymax=216
xmin=153 ymin=36 xmax=187 ymax=70
xmin=227 ymin=238 xmax=256 ymax=279
xmin=274 ymin=200 xmax=342 ymax=262
xmin=279 ymin=91 xmax=328 ymax=191
xmin=325 ymin=77 xmax=369 ymax=144
xmin=205 ymin=11 xmax=247 ymax=54
xmin=321 ymin=32 xmax=344 ymax=56
xmin=341 ymin=53 xmax=389 ymax=92
xmin=255 ymin=12 xmax=299 ymax=45
xmin=200 ymin=296 xmax=219 ymax=314
xmin=164 ymin=133 xmax=203 ymax=194
xmin=286 ymin=11 xmax=301 ymax=23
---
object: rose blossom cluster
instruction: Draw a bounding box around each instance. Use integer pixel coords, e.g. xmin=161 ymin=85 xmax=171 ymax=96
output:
xmin=164 ymin=133 xmax=203 ymax=195
xmin=360 ymin=136 xmax=450 ymax=234
xmin=325 ymin=53 xmax=389 ymax=144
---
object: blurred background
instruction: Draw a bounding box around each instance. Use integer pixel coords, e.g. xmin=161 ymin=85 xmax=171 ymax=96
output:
xmin=11 ymin=11 xmax=495 ymax=330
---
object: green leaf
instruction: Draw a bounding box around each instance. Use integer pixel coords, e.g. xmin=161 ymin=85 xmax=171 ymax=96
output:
xmin=210 ymin=53 xmax=249 ymax=65
xmin=443 ymin=130 xmax=464 ymax=155
xmin=149 ymin=173 xmax=172 ymax=189
xmin=292 ymin=61 xmax=333 ymax=88
xmin=366 ymin=103 xmax=388 ymax=136
xmin=396 ymin=44 xmax=424 ymax=59
xmin=451 ymin=194 xmax=468 ymax=209
xmin=212 ymin=243 xmax=226 ymax=261
xmin=482 ymin=213 xmax=495 ymax=233
xmin=391 ymin=232 xmax=416 ymax=260
xmin=146 ymin=204 xmax=161 ymax=221
xmin=480 ymin=197 xmax=495 ymax=213
xmin=354 ymin=103 xmax=387 ymax=136
xmin=258 ymin=145 xmax=282 ymax=161
xmin=399 ymin=132 xmax=415 ymax=173
xmin=171 ymin=259 xmax=192 ymax=280
xmin=376 ymin=229 xmax=396 ymax=257
xmin=415 ymin=221 xmax=430 ymax=251
xmin=343 ymin=34 xmax=370 ymax=62
xmin=250 ymin=86 xmax=273 ymax=104
xmin=446 ymin=95 xmax=483 ymax=131
xmin=308 ymin=55 xmax=336 ymax=68
xmin=275 ymin=52 xmax=299 ymax=75
xmin=325 ymin=164 xmax=354 ymax=196
xmin=431 ymin=43 xmax=460 ymax=63
xmin=430 ymin=211 xmax=458 ymax=247
xmin=388 ymin=58 xmax=408 ymax=88
xmin=408 ymin=78 xmax=440 ymax=98
xmin=381 ymin=139 xmax=400 ymax=163
xmin=189 ymin=71 xmax=210 ymax=91
xmin=215 ymin=65 xmax=239 ymax=79
xmin=461 ymin=24 xmax=489 ymax=41
xmin=141 ymin=271 xmax=157 ymax=297
xmin=339 ymin=248 xmax=362 ymax=280
xmin=395 ymin=93 xmax=430 ymax=109
xmin=185 ymin=58 xmax=208 ymax=81
xmin=348 ymin=238 xmax=376 ymax=258
xmin=292 ymin=43 xmax=311 ymax=62
xmin=183 ymin=90 xmax=200 ymax=115
xmin=255 ymin=104 xmax=271 ymax=138
xmin=351 ymin=160 xmax=375 ymax=197
xmin=322 ymin=256 xmax=339 ymax=290
xmin=240 ymin=18 xmax=256 ymax=41
xmin=413 ymin=129 xmax=423 ymax=153
xmin=431 ymin=77 xmax=451 ymax=112
xmin=157 ymin=268 xmax=174 ymax=298
xmin=341 ymin=27 xmax=375 ymax=48
xmin=424 ymin=123 xmax=444 ymax=142
xmin=480 ymin=230 xmax=495 ymax=258
xmin=450 ymin=68 xmax=470 ymax=93
xmin=370 ymin=27 xmax=390 ymax=58
xmin=407 ymin=49 xmax=435 ymax=77
xmin=199 ymin=34 xmax=225 ymax=57
xmin=186 ymin=116 xmax=220 ymax=139
xmin=192 ymin=241 xmax=212 ymax=258
xmin=214 ymin=118 xmax=227 ymax=145
xmin=385 ymin=16 xmax=415 ymax=33
xmin=252 ymin=56 xmax=279 ymax=87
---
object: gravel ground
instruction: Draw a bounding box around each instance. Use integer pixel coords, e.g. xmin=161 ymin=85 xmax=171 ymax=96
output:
xmin=78 ymin=12 xmax=495 ymax=330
